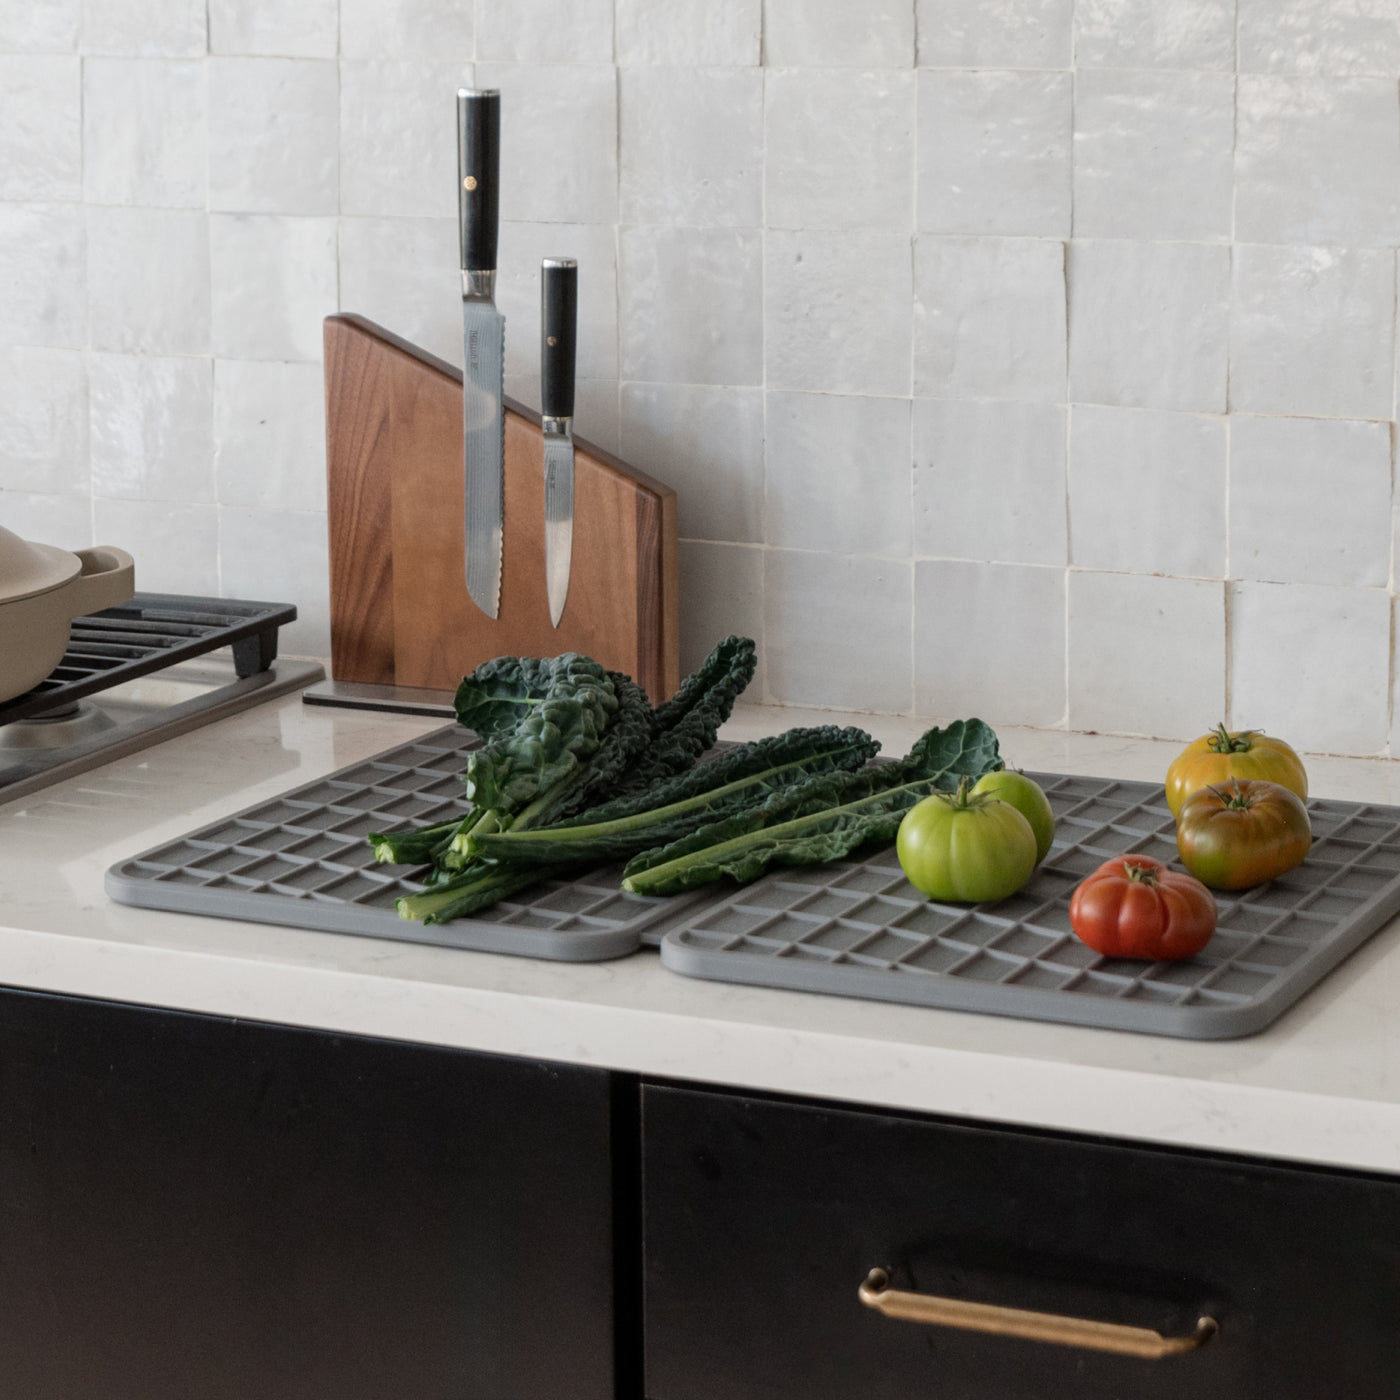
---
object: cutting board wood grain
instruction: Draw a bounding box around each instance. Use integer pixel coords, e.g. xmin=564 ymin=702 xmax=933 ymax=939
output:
xmin=324 ymin=314 xmax=680 ymax=702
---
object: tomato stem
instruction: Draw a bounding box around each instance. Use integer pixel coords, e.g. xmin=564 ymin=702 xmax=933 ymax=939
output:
xmin=1207 ymin=722 xmax=1255 ymax=755
xmin=1122 ymin=858 xmax=1161 ymax=886
xmin=1209 ymin=777 xmax=1256 ymax=810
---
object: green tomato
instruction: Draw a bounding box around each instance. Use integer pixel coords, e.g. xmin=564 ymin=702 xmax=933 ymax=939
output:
xmin=896 ymin=781 xmax=1038 ymax=904
xmin=971 ymin=769 xmax=1055 ymax=863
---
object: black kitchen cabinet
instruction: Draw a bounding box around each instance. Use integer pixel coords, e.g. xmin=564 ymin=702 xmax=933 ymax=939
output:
xmin=4 ymin=987 xmax=1399 ymax=1400
xmin=0 ymin=989 xmax=618 ymax=1400
xmin=642 ymin=1084 xmax=1400 ymax=1400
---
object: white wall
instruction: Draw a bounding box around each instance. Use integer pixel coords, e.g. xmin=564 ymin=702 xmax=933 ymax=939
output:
xmin=2 ymin=0 xmax=1398 ymax=755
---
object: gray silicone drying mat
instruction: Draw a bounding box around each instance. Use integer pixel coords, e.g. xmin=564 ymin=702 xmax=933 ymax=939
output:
xmin=105 ymin=723 xmax=718 ymax=961
xmin=659 ymin=771 xmax=1400 ymax=1039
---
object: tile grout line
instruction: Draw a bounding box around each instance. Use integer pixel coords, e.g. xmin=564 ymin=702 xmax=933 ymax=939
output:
xmin=907 ymin=0 xmax=918 ymax=719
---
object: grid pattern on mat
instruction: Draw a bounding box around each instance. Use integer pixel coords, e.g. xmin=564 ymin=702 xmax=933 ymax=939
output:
xmin=106 ymin=723 xmax=713 ymax=961
xmin=659 ymin=773 xmax=1400 ymax=1039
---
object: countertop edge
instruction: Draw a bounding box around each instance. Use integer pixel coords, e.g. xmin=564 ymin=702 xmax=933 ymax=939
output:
xmin=3 ymin=919 xmax=1396 ymax=1177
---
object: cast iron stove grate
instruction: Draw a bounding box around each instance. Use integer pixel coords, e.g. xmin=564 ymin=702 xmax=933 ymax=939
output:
xmin=0 ymin=594 xmax=296 ymax=726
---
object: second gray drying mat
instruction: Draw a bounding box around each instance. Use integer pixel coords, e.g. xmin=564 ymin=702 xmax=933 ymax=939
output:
xmin=105 ymin=723 xmax=718 ymax=961
xmin=659 ymin=771 xmax=1400 ymax=1039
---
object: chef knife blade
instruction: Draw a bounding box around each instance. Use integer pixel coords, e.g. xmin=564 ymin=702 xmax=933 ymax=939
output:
xmin=457 ymin=88 xmax=505 ymax=619
xmin=541 ymin=257 xmax=577 ymax=628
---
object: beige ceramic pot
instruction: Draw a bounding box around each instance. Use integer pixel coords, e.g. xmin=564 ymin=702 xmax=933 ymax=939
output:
xmin=0 ymin=526 xmax=135 ymax=704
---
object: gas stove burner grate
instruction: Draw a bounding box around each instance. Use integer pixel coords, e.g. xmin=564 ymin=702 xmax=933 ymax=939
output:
xmin=0 ymin=593 xmax=297 ymax=728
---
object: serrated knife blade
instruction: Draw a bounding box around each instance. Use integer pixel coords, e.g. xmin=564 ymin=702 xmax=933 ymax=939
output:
xmin=457 ymin=88 xmax=504 ymax=619
xmin=541 ymin=257 xmax=577 ymax=628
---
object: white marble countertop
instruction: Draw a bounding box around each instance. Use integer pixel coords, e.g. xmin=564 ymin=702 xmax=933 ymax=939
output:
xmin=3 ymin=687 xmax=1400 ymax=1177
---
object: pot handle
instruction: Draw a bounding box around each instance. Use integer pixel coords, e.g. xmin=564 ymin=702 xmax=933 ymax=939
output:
xmin=67 ymin=546 xmax=136 ymax=618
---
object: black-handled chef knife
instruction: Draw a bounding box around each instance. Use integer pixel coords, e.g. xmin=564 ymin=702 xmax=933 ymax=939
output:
xmin=457 ymin=88 xmax=505 ymax=618
xmin=541 ymin=258 xmax=577 ymax=628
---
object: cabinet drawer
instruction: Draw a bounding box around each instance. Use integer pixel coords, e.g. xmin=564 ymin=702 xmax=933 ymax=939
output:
xmin=643 ymin=1085 xmax=1400 ymax=1400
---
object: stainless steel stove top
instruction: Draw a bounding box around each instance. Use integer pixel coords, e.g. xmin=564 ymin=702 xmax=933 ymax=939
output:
xmin=0 ymin=593 xmax=325 ymax=801
xmin=0 ymin=654 xmax=325 ymax=802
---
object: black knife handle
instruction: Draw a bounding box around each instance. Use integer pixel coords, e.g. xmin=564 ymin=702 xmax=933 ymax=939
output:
xmin=541 ymin=258 xmax=578 ymax=421
xmin=457 ymin=88 xmax=500 ymax=275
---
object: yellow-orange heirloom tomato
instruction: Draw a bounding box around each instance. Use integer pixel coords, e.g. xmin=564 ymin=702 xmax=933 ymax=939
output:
xmin=1165 ymin=724 xmax=1307 ymax=820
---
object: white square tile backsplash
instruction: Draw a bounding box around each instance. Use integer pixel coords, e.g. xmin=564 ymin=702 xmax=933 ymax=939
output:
xmin=5 ymin=0 xmax=1400 ymax=757
xmin=1 ymin=55 xmax=81 ymax=201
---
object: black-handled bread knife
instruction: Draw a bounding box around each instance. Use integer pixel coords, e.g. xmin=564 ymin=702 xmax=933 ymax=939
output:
xmin=457 ymin=88 xmax=504 ymax=618
xmin=541 ymin=258 xmax=577 ymax=628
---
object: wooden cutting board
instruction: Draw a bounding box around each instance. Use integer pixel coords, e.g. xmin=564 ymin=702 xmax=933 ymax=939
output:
xmin=323 ymin=314 xmax=679 ymax=702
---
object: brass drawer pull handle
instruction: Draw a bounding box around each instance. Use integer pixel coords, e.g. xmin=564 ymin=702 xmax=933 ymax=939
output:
xmin=858 ymin=1268 xmax=1218 ymax=1360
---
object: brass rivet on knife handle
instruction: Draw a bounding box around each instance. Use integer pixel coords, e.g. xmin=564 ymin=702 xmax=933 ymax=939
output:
xmin=857 ymin=1268 xmax=1219 ymax=1360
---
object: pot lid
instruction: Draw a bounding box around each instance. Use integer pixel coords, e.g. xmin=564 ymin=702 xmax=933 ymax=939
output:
xmin=0 ymin=525 xmax=81 ymax=605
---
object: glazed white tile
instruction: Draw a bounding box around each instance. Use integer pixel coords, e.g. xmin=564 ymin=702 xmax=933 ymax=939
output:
xmin=209 ymin=215 xmax=339 ymax=364
xmin=339 ymin=61 xmax=474 ymax=220
xmin=615 ymin=0 xmax=761 ymax=65
xmin=764 ymin=392 xmax=911 ymax=556
xmin=1067 ymin=241 xmax=1229 ymax=413
xmin=764 ymin=69 xmax=915 ymax=233
xmin=912 ymin=399 xmax=1066 ymax=566
xmin=89 ymin=353 xmax=213 ymax=503
xmin=504 ymin=376 xmax=621 ymax=455
xmin=87 ymin=207 xmax=210 ymax=356
xmin=82 ymin=59 xmax=205 ymax=208
xmin=765 ymin=231 xmax=913 ymax=395
xmin=764 ymin=550 xmax=912 ymax=712
xmin=475 ymin=0 xmax=612 ymax=63
xmin=917 ymin=71 xmax=1072 ymax=237
xmin=912 ymin=236 xmax=1065 ymax=403
xmin=218 ymin=506 xmax=330 ymax=656
xmin=1235 ymin=76 xmax=1400 ymax=247
xmin=207 ymin=58 xmax=338 ymax=216
xmin=338 ymin=217 xmax=461 ymax=368
xmin=1073 ymin=70 xmax=1233 ymax=242
xmin=0 ymin=490 xmax=91 ymax=548
xmin=0 ymin=205 xmax=85 ymax=349
xmin=574 ymin=380 xmax=621 ymax=457
xmin=1229 ymin=415 xmax=1390 ymax=589
xmin=914 ymin=561 xmax=1065 ymax=728
xmin=80 ymin=0 xmax=204 ymax=55
xmin=0 ymin=348 xmax=87 ymax=495
xmin=1230 ymin=244 xmax=1395 ymax=420
xmin=0 ymin=56 xmax=80 ymax=202
xmin=916 ymin=0 xmax=1072 ymax=69
xmin=1068 ymin=405 xmax=1225 ymax=579
xmin=619 ymin=227 xmax=763 ymax=387
xmin=92 ymin=497 xmax=219 ymax=594
xmin=678 ymin=542 xmax=764 ymax=684
xmin=496 ymin=222 xmax=618 ymax=381
xmin=476 ymin=64 xmax=618 ymax=226
xmin=1068 ymin=573 xmax=1224 ymax=740
xmin=1231 ymin=580 xmax=1389 ymax=755
xmin=1073 ymin=0 xmax=1235 ymax=69
xmin=620 ymin=67 xmax=763 ymax=228
xmin=1238 ymin=0 xmax=1400 ymax=76
xmin=763 ymin=0 xmax=915 ymax=67
xmin=0 ymin=0 xmax=78 ymax=50
xmin=213 ymin=361 xmax=326 ymax=513
xmin=619 ymin=384 xmax=763 ymax=543
xmin=209 ymin=0 xmax=336 ymax=56
xmin=339 ymin=0 xmax=472 ymax=60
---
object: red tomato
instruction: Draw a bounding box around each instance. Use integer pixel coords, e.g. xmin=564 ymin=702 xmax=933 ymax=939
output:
xmin=1069 ymin=855 xmax=1217 ymax=961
